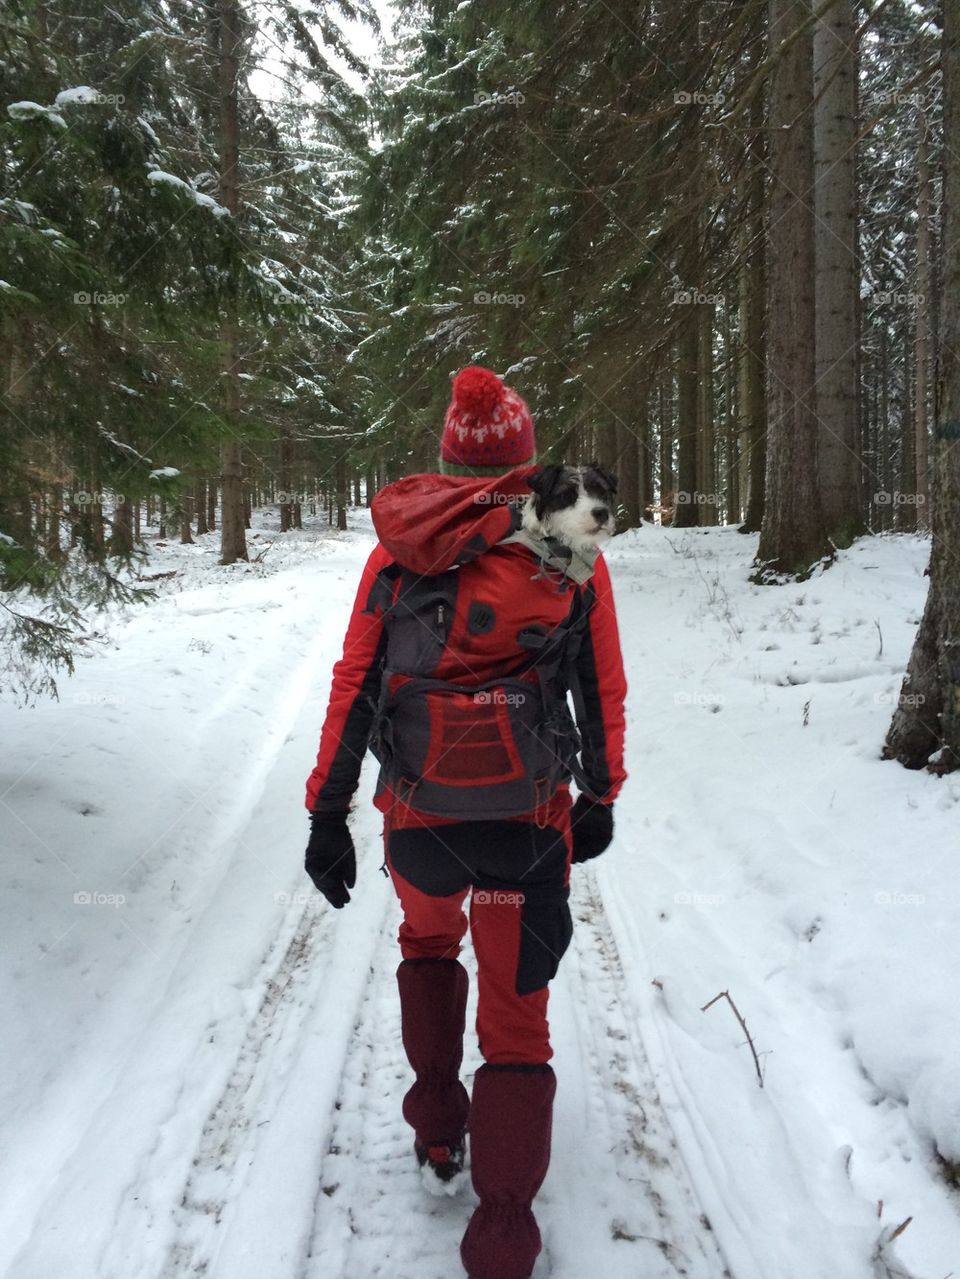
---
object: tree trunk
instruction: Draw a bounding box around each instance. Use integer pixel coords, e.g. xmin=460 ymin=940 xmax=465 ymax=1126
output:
xmin=195 ymin=478 xmax=208 ymax=535
xmin=739 ymin=74 xmax=767 ymax=534
xmin=81 ymin=496 xmax=105 ymax=555
xmin=46 ymin=485 xmax=63 ymax=560
xmin=723 ymin=300 xmax=740 ymax=522
xmin=754 ymin=0 xmax=831 ymax=580
xmin=278 ymin=430 xmax=293 ymax=531
xmin=878 ymin=322 xmax=891 ymax=532
xmin=814 ymin=0 xmax=863 ymax=545
xmin=896 ymin=329 xmax=917 ymax=532
xmin=674 ymin=312 xmax=699 ymax=527
xmin=696 ymin=301 xmax=717 ymax=524
xmin=180 ymin=492 xmax=194 ymax=545
xmin=110 ymin=497 xmax=134 ymax=555
xmin=657 ymin=379 xmax=672 ymax=518
xmin=335 ymin=456 xmax=348 ymax=531
xmin=221 ymin=445 xmax=246 ymax=557
xmin=885 ymin=0 xmax=960 ymax=771
xmin=631 ymin=426 xmax=646 ymax=529
xmin=640 ymin=392 xmax=654 ymax=520
xmin=616 ymin=420 xmax=641 ymax=530
xmin=914 ymin=105 xmax=932 ymax=526
xmin=218 ymin=0 xmax=248 ymax=566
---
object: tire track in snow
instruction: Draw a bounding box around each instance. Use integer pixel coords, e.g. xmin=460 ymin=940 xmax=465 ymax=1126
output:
xmin=153 ymin=898 xmax=335 ymax=1279
xmin=6 ymin=598 xmax=364 ymax=1279
xmin=543 ymin=874 xmax=733 ymax=1279
xmin=301 ymin=911 xmax=480 ymax=1279
xmin=141 ymin=874 xmax=734 ymax=1279
xmin=301 ymin=875 xmax=734 ymax=1279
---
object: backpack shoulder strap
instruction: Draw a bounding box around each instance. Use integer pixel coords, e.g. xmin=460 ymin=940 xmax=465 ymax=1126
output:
xmin=362 ymin=560 xmax=402 ymax=616
xmin=379 ymin=564 xmax=461 ymax=677
xmin=514 ymin=585 xmax=585 ymax=680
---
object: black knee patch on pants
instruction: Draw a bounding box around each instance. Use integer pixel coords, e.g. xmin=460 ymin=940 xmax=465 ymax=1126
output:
xmin=515 ymin=883 xmax=573 ymax=995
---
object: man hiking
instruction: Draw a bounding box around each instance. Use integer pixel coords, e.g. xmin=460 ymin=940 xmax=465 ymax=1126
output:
xmin=305 ymin=365 xmax=627 ymax=1279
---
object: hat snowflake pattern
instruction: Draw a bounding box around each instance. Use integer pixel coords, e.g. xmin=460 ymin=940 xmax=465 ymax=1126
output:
xmin=439 ymin=366 xmax=536 ymax=474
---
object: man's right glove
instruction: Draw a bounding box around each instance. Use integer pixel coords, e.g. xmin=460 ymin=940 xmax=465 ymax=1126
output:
xmin=305 ymin=810 xmax=356 ymax=908
xmin=569 ymin=795 xmax=614 ymax=864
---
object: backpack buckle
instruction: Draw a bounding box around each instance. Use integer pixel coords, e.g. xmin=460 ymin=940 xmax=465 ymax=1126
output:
xmin=397 ymin=775 xmax=420 ymax=807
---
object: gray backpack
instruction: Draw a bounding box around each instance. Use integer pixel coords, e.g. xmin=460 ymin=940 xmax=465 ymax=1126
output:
xmin=369 ymin=565 xmax=587 ymax=822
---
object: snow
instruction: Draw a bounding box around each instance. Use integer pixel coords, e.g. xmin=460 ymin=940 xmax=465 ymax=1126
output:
xmin=6 ymin=101 xmax=67 ymax=129
xmin=148 ymin=466 xmax=180 ymax=480
xmin=53 ymin=86 xmax=101 ymax=106
xmin=146 ymin=170 xmax=230 ymax=218
xmin=136 ymin=115 xmax=162 ymax=147
xmin=1 ymin=514 xmax=958 ymax=1279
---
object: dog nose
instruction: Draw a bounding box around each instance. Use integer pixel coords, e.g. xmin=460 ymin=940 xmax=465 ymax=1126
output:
xmin=591 ymin=507 xmax=609 ymax=525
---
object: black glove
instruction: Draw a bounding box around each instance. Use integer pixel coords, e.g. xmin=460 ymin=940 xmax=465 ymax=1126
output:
xmin=305 ymin=811 xmax=356 ymax=908
xmin=569 ymin=795 xmax=614 ymax=864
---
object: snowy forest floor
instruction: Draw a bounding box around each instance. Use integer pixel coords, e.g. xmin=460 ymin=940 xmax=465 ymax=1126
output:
xmin=2 ymin=512 xmax=959 ymax=1279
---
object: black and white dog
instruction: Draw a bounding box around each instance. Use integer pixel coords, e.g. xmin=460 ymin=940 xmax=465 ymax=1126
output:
xmin=523 ymin=463 xmax=618 ymax=558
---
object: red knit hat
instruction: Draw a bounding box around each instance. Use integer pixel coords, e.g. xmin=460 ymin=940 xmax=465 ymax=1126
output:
xmin=439 ymin=366 xmax=536 ymax=475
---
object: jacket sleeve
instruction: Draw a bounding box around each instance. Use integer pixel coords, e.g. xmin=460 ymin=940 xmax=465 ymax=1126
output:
xmin=305 ymin=543 xmax=394 ymax=813
xmin=570 ymin=552 xmax=627 ymax=804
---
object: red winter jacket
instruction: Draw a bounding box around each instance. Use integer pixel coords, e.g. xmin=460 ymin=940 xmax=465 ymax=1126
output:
xmin=305 ymin=466 xmax=627 ymax=829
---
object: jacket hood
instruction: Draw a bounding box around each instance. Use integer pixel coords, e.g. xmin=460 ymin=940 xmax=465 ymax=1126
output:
xmin=371 ymin=465 xmax=539 ymax=575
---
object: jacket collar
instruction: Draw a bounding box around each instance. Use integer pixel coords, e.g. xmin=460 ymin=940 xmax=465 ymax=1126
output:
xmin=499 ymin=526 xmax=599 ymax=585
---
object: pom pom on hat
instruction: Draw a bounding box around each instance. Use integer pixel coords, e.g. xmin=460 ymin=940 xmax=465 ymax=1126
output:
xmin=451 ymin=366 xmax=504 ymax=418
xmin=440 ymin=364 xmax=535 ymax=474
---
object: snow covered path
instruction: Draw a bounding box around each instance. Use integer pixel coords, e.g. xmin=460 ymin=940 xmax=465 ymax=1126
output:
xmin=3 ymin=514 xmax=959 ymax=1279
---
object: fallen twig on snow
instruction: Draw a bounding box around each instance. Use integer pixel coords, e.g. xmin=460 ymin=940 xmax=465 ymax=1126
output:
xmin=251 ymin=538 xmax=277 ymax=564
xmin=701 ymin=989 xmax=765 ymax=1087
xmin=871 ymin=1214 xmax=918 ymax=1279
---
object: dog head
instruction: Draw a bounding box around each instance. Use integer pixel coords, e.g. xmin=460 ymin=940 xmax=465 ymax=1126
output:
xmin=523 ymin=463 xmax=618 ymax=554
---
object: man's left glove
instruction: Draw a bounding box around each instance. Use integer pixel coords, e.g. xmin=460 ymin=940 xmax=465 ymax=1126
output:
xmin=569 ymin=795 xmax=614 ymax=864
xmin=305 ymin=810 xmax=356 ymax=908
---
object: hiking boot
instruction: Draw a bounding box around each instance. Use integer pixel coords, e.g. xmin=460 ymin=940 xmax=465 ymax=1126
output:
xmin=415 ymin=1138 xmax=467 ymax=1196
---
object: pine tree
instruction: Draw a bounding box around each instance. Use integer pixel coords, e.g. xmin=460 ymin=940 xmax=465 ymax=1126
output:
xmin=884 ymin=0 xmax=960 ymax=773
xmin=1 ymin=0 xmax=243 ymax=695
xmin=0 ymin=0 xmax=375 ymax=695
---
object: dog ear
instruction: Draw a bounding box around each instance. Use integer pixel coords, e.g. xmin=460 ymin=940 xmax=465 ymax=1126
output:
xmin=589 ymin=462 xmax=618 ymax=496
xmin=527 ymin=464 xmax=566 ymax=501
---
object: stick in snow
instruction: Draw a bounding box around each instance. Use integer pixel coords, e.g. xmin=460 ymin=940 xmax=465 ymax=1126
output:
xmin=701 ymin=989 xmax=766 ymax=1087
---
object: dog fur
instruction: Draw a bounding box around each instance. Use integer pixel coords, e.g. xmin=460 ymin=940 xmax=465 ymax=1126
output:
xmin=522 ymin=463 xmax=618 ymax=557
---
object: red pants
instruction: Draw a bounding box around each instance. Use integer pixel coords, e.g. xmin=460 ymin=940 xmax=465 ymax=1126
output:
xmin=384 ymin=800 xmax=573 ymax=1065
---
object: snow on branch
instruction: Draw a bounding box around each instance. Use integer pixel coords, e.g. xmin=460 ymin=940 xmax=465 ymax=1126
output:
xmin=97 ymin=428 xmax=152 ymax=464
xmin=146 ymin=170 xmax=230 ymax=219
xmin=7 ymin=101 xmax=67 ymax=128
